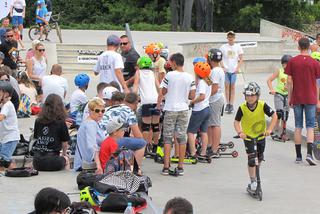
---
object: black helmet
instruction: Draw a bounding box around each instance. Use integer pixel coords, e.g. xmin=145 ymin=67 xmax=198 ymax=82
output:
xmin=243 ymin=82 xmax=260 ymax=96
xmin=0 ymin=81 xmax=14 ymax=96
xmin=281 ymin=55 xmax=292 ymax=64
xmin=207 ymin=48 xmax=223 ymax=62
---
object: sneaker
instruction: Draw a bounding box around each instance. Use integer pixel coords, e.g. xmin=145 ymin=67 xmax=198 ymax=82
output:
xmin=295 ymin=157 xmax=303 ymax=164
xmin=176 ymin=167 xmax=184 ymax=176
xmin=225 ymin=104 xmax=230 ymax=112
xmin=229 ymin=105 xmax=234 ymax=113
xmin=206 ymin=147 xmax=214 ymax=157
xmin=306 ymin=154 xmax=317 ymax=166
xmin=250 ymin=181 xmax=257 ymax=191
xmin=152 ymin=144 xmax=158 ymax=154
xmin=161 ymin=167 xmax=169 ymax=175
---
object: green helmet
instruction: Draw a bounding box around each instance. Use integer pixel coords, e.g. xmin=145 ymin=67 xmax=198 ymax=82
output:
xmin=311 ymin=52 xmax=320 ymax=62
xmin=137 ymin=56 xmax=153 ymax=69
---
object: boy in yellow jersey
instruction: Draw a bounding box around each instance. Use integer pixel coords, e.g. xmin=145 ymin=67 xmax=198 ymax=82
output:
xmin=267 ymin=55 xmax=292 ymax=139
xmin=234 ymin=82 xmax=277 ymax=191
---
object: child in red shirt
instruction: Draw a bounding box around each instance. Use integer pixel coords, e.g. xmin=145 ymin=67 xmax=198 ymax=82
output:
xmin=99 ymin=118 xmax=125 ymax=171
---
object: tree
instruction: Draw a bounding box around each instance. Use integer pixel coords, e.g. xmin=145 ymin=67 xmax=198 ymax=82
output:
xmin=181 ymin=0 xmax=194 ymax=31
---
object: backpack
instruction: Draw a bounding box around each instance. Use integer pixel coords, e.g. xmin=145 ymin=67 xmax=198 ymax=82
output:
xmin=17 ymin=94 xmax=32 ymax=118
xmin=105 ymin=147 xmax=138 ymax=174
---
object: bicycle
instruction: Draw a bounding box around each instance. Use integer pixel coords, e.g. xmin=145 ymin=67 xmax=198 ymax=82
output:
xmin=28 ymin=13 xmax=62 ymax=43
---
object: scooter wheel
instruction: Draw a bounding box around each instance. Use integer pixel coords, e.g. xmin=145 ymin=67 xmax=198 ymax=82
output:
xmin=220 ymin=147 xmax=227 ymax=152
xmin=228 ymin=141 xmax=234 ymax=148
xmin=257 ymin=190 xmax=263 ymax=201
xmin=207 ymin=158 xmax=212 ymax=163
xmin=192 ymin=159 xmax=198 ymax=164
xmin=232 ymin=151 xmax=239 ymax=158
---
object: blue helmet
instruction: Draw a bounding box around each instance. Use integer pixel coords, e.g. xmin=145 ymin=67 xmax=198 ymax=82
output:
xmin=37 ymin=0 xmax=45 ymax=5
xmin=193 ymin=57 xmax=206 ymax=64
xmin=74 ymin=73 xmax=90 ymax=88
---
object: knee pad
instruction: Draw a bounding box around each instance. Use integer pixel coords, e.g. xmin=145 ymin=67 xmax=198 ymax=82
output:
xmin=151 ymin=123 xmax=160 ymax=132
xmin=258 ymin=153 xmax=264 ymax=162
xmin=248 ymin=154 xmax=256 ymax=167
xmin=141 ymin=122 xmax=151 ymax=132
xmin=276 ymin=110 xmax=283 ymax=120
xmin=0 ymin=158 xmax=11 ymax=168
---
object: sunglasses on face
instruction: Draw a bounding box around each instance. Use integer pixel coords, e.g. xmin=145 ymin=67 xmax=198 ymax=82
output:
xmin=94 ymin=109 xmax=105 ymax=113
xmin=37 ymin=49 xmax=45 ymax=52
xmin=120 ymin=42 xmax=128 ymax=46
xmin=6 ymin=35 xmax=13 ymax=38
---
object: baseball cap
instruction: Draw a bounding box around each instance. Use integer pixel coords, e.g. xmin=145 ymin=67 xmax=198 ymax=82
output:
xmin=106 ymin=117 xmax=125 ymax=134
xmin=227 ymin=31 xmax=236 ymax=36
xmin=102 ymin=86 xmax=119 ymax=100
xmin=107 ymin=34 xmax=121 ymax=46
xmin=0 ymin=51 xmax=4 ymax=59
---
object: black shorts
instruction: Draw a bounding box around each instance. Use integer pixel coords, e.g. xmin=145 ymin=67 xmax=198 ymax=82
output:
xmin=141 ymin=104 xmax=160 ymax=117
xmin=244 ymin=138 xmax=265 ymax=155
xmin=33 ymin=154 xmax=66 ymax=171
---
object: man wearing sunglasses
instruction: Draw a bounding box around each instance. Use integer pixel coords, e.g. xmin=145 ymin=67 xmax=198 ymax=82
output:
xmin=0 ymin=29 xmax=18 ymax=73
xmin=120 ymin=35 xmax=140 ymax=87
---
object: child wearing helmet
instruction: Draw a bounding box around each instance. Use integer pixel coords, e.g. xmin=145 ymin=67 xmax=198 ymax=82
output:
xmin=187 ymin=62 xmax=212 ymax=159
xmin=267 ymin=55 xmax=292 ymax=139
xmin=145 ymin=43 xmax=166 ymax=83
xmin=206 ymin=48 xmax=225 ymax=157
xmin=0 ymin=81 xmax=19 ymax=170
xmin=133 ymin=56 xmax=160 ymax=151
xmin=234 ymin=82 xmax=277 ymax=192
xmin=192 ymin=57 xmax=206 ymax=65
xmin=70 ymin=73 xmax=90 ymax=121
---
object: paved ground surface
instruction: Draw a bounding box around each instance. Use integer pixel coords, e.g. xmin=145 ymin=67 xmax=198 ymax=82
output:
xmin=0 ymin=30 xmax=318 ymax=214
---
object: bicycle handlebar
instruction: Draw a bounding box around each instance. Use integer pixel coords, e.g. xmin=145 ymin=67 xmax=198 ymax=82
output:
xmin=233 ymin=133 xmax=265 ymax=140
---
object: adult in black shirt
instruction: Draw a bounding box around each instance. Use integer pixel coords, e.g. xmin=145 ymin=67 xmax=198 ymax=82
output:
xmin=0 ymin=29 xmax=18 ymax=71
xmin=32 ymin=94 xmax=70 ymax=171
xmin=120 ymin=35 xmax=140 ymax=86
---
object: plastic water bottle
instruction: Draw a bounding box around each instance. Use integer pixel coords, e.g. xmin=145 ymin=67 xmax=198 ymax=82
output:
xmin=124 ymin=202 xmax=134 ymax=214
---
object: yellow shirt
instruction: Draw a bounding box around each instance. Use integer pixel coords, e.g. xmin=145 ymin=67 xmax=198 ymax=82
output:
xmin=153 ymin=57 xmax=166 ymax=75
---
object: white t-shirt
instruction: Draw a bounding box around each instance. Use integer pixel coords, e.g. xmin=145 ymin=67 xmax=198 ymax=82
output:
xmin=193 ymin=79 xmax=211 ymax=111
xmin=0 ymin=101 xmax=20 ymax=144
xmin=93 ymin=50 xmax=124 ymax=90
xmin=220 ymin=43 xmax=243 ymax=73
xmin=70 ymin=89 xmax=88 ymax=113
xmin=11 ymin=0 xmax=26 ymax=17
xmin=161 ymin=70 xmax=196 ymax=111
xmin=19 ymin=84 xmax=37 ymax=104
xmin=138 ymin=69 xmax=158 ymax=105
xmin=209 ymin=67 xmax=225 ymax=103
xmin=42 ymin=75 xmax=68 ymax=102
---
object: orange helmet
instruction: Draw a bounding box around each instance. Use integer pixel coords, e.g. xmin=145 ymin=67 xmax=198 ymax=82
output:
xmin=194 ymin=62 xmax=211 ymax=78
xmin=145 ymin=43 xmax=161 ymax=55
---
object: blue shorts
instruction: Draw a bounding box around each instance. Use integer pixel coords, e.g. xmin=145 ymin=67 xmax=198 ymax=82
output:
xmin=225 ymin=72 xmax=237 ymax=84
xmin=0 ymin=141 xmax=18 ymax=161
xmin=293 ymin=104 xmax=316 ymax=128
xmin=12 ymin=16 xmax=24 ymax=26
xmin=117 ymin=137 xmax=147 ymax=150
xmin=187 ymin=107 xmax=210 ymax=133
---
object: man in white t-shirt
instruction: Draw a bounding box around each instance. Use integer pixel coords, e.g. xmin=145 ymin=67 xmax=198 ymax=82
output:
xmin=157 ymin=53 xmax=196 ymax=176
xmin=220 ymin=31 xmax=243 ymax=113
xmin=10 ymin=0 xmax=26 ymax=39
xmin=93 ymin=34 xmax=129 ymax=93
xmin=41 ymin=64 xmax=68 ymax=102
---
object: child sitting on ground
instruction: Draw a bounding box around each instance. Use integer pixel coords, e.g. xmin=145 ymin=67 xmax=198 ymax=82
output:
xmin=267 ymin=55 xmax=292 ymax=140
xmin=234 ymin=82 xmax=277 ymax=192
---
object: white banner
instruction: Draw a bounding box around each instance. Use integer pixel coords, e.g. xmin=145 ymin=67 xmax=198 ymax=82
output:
xmin=239 ymin=41 xmax=258 ymax=48
xmin=0 ymin=0 xmax=12 ymax=20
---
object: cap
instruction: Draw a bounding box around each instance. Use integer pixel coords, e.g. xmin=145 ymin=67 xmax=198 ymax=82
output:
xmin=102 ymin=86 xmax=119 ymax=100
xmin=106 ymin=117 xmax=125 ymax=134
xmin=227 ymin=31 xmax=236 ymax=36
xmin=107 ymin=34 xmax=121 ymax=46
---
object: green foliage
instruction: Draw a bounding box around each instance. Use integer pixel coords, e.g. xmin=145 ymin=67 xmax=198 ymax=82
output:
xmin=237 ymin=3 xmax=262 ymax=32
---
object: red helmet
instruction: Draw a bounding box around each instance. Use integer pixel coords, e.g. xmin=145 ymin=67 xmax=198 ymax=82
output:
xmin=145 ymin=43 xmax=161 ymax=55
xmin=194 ymin=62 xmax=211 ymax=78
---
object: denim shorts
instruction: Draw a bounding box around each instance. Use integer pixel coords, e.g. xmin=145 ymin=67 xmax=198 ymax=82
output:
xmin=293 ymin=104 xmax=316 ymax=128
xmin=12 ymin=16 xmax=24 ymax=26
xmin=225 ymin=72 xmax=237 ymax=84
xmin=187 ymin=107 xmax=210 ymax=133
xmin=117 ymin=137 xmax=147 ymax=150
xmin=0 ymin=141 xmax=18 ymax=161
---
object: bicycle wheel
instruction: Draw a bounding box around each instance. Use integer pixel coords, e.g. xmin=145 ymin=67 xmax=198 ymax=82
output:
xmin=56 ymin=24 xmax=62 ymax=43
xmin=28 ymin=26 xmax=41 ymax=41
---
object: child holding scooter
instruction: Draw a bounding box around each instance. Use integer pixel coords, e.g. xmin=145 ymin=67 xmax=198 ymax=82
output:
xmin=234 ymin=82 xmax=277 ymax=192
xmin=267 ymin=55 xmax=292 ymax=141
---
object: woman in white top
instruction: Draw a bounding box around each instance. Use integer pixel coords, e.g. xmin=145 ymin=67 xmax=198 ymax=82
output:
xmin=26 ymin=43 xmax=47 ymax=95
xmin=133 ymin=56 xmax=160 ymax=148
